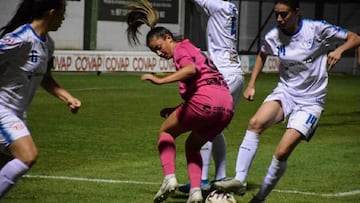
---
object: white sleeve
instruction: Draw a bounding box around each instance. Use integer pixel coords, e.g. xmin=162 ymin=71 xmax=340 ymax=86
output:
xmin=261 ymin=30 xmax=278 ymax=56
xmin=192 ymin=0 xmax=223 ymax=15
xmin=318 ymin=20 xmax=348 ymax=44
xmin=0 ymin=35 xmax=28 ymax=64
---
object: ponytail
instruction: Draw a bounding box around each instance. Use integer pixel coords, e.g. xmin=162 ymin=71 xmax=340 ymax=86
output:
xmin=0 ymin=1 xmax=34 ymax=38
xmin=126 ymin=0 xmax=159 ymax=46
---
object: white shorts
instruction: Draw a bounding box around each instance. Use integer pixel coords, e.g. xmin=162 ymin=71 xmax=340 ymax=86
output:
xmin=264 ymin=87 xmax=323 ymax=141
xmin=0 ymin=109 xmax=30 ymax=151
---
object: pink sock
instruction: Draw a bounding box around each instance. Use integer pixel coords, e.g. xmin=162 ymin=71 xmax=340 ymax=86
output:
xmin=186 ymin=144 xmax=202 ymax=189
xmin=158 ymin=133 xmax=176 ymax=176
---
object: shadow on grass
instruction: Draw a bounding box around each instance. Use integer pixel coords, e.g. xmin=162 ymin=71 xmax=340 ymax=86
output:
xmin=323 ymin=111 xmax=360 ymax=116
xmin=168 ymin=192 xmax=189 ymax=203
xmin=320 ymin=111 xmax=360 ymax=127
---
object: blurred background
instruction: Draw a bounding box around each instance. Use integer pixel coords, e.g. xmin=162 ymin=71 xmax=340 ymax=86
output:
xmin=0 ymin=0 xmax=359 ymax=74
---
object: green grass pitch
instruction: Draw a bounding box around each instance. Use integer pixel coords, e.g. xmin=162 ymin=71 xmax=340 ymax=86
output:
xmin=1 ymin=72 xmax=359 ymax=203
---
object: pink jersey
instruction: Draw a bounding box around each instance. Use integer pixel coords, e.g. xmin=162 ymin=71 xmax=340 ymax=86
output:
xmin=173 ymin=39 xmax=229 ymax=100
xmin=173 ymin=39 xmax=233 ymax=124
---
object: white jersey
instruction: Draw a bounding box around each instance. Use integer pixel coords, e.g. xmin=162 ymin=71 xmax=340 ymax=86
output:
xmin=262 ymin=19 xmax=348 ymax=107
xmin=194 ymin=0 xmax=243 ymax=76
xmin=0 ymin=24 xmax=54 ymax=117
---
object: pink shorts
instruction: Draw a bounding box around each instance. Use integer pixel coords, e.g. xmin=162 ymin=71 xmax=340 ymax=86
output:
xmin=176 ymin=86 xmax=234 ymax=141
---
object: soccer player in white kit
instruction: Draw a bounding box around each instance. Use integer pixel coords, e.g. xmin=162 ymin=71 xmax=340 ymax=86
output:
xmin=0 ymin=0 xmax=81 ymax=198
xmin=178 ymin=0 xmax=244 ymax=193
xmin=214 ymin=0 xmax=360 ymax=202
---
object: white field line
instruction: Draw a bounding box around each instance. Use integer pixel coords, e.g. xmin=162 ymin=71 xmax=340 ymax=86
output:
xmin=24 ymin=174 xmax=360 ymax=197
xmin=24 ymin=174 xmax=159 ymax=185
xmin=42 ymin=85 xmax=177 ymax=93
xmin=273 ymin=189 xmax=360 ymax=197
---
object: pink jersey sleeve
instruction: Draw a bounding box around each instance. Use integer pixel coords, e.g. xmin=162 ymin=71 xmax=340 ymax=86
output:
xmin=173 ymin=39 xmax=228 ymax=100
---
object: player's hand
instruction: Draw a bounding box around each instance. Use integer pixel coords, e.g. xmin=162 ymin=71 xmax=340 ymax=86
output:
xmin=327 ymin=50 xmax=341 ymax=70
xmin=141 ymin=74 xmax=161 ymax=84
xmin=243 ymin=86 xmax=255 ymax=101
xmin=160 ymin=107 xmax=175 ymax=118
xmin=67 ymin=97 xmax=81 ymax=114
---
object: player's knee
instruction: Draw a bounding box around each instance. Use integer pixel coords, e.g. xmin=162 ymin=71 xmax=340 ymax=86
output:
xmin=18 ymin=151 xmax=38 ymax=167
xmin=274 ymin=149 xmax=291 ymax=161
xmin=248 ymin=117 xmax=266 ymax=132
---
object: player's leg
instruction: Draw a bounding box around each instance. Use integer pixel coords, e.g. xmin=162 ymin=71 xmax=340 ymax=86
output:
xmin=153 ymin=109 xmax=188 ymax=203
xmin=178 ymin=140 xmax=213 ymax=193
xmin=185 ymin=118 xmax=232 ymax=203
xmin=253 ymin=106 xmax=322 ymax=201
xmin=0 ymin=113 xmax=36 ymax=198
xmin=185 ymin=132 xmax=208 ymax=203
xmin=178 ymin=134 xmax=226 ymax=194
xmin=225 ymin=74 xmax=243 ymax=182
xmin=0 ymin=135 xmax=37 ymax=198
xmin=210 ymin=74 xmax=240 ymax=182
xmin=180 ymin=83 xmax=236 ymax=194
xmin=211 ymin=132 xmax=226 ymax=181
xmin=187 ymin=99 xmax=233 ymax=203
xmin=199 ymin=141 xmax=211 ymax=187
xmin=233 ymin=100 xmax=284 ymax=182
xmin=215 ymin=100 xmax=284 ymax=195
xmin=252 ymin=128 xmax=302 ymax=201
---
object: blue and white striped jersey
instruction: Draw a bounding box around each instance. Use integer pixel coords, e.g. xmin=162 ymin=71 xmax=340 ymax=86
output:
xmin=262 ymin=19 xmax=348 ymax=106
xmin=194 ymin=0 xmax=243 ymax=76
xmin=0 ymin=23 xmax=54 ymax=117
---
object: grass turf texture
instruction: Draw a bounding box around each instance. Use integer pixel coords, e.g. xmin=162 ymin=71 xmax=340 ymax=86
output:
xmin=2 ymin=72 xmax=359 ymax=203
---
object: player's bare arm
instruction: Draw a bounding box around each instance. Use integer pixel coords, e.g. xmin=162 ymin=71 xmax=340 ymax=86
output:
xmin=243 ymin=52 xmax=267 ymax=101
xmin=41 ymin=71 xmax=81 ymax=113
xmin=327 ymin=31 xmax=360 ymax=70
xmin=141 ymin=64 xmax=196 ymax=85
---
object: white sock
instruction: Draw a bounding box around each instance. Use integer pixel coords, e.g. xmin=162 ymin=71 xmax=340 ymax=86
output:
xmin=0 ymin=159 xmax=29 ymax=198
xmin=200 ymin=141 xmax=212 ymax=180
xmin=256 ymin=156 xmax=287 ymax=200
xmin=165 ymin=174 xmax=175 ymax=179
xmin=235 ymin=130 xmax=259 ymax=182
xmin=212 ymin=133 xmax=226 ymax=180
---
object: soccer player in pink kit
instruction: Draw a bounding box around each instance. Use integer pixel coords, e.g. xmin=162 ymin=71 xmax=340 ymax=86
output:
xmin=214 ymin=0 xmax=360 ymax=202
xmin=178 ymin=0 xmax=245 ymax=193
xmin=0 ymin=0 xmax=81 ymax=198
xmin=126 ymin=1 xmax=234 ymax=203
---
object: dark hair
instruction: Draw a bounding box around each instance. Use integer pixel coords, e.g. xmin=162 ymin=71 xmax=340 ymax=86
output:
xmin=274 ymin=0 xmax=300 ymax=10
xmin=126 ymin=0 xmax=183 ymax=47
xmin=146 ymin=27 xmax=175 ymax=47
xmin=0 ymin=0 xmax=64 ymax=38
xmin=126 ymin=0 xmax=159 ymax=46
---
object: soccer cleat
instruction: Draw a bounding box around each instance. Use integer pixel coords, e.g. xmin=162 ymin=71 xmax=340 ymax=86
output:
xmin=248 ymin=195 xmax=264 ymax=203
xmin=213 ymin=178 xmax=247 ymax=196
xmin=178 ymin=183 xmax=191 ymax=193
xmin=201 ymin=179 xmax=211 ymax=190
xmin=186 ymin=188 xmax=203 ymax=203
xmin=153 ymin=175 xmax=178 ymax=203
xmin=178 ymin=179 xmax=211 ymax=193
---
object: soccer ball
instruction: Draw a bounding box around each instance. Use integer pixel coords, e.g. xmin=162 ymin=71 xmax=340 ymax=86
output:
xmin=205 ymin=190 xmax=237 ymax=203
